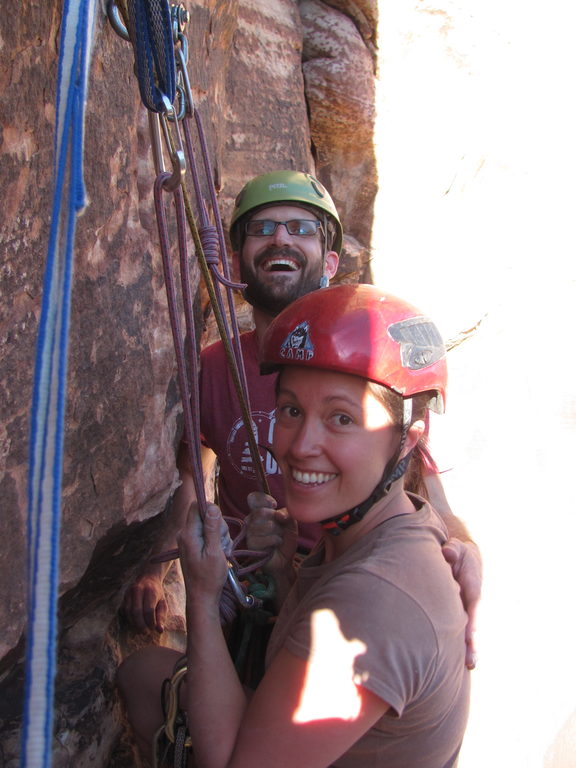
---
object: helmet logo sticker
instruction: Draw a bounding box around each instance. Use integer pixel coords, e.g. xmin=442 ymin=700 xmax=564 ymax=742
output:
xmin=388 ymin=317 xmax=445 ymax=370
xmin=280 ymin=321 xmax=315 ymax=362
xmin=268 ymin=183 xmax=289 ymax=190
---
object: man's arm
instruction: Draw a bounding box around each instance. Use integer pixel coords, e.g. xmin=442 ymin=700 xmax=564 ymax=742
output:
xmin=424 ymin=472 xmax=482 ymax=670
xmin=424 ymin=472 xmax=472 ymax=540
xmin=122 ymin=439 xmax=217 ymax=633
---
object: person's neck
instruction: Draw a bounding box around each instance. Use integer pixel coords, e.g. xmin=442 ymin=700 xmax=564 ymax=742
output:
xmin=322 ymin=480 xmax=414 ymax=563
xmin=252 ymin=306 xmax=276 ymax=346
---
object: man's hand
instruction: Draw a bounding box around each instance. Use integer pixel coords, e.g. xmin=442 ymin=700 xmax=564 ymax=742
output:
xmin=122 ymin=574 xmax=168 ymax=634
xmin=442 ymin=538 xmax=482 ymax=670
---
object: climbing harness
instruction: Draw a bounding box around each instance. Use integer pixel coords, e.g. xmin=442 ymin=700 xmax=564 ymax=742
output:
xmin=152 ymin=568 xmax=276 ymax=768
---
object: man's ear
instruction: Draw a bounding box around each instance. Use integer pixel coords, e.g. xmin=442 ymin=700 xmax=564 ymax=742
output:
xmin=401 ymin=419 xmax=426 ymax=458
xmin=324 ymin=250 xmax=339 ymax=280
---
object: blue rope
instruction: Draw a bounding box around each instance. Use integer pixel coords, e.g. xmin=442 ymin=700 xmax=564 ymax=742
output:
xmin=22 ymin=2 xmax=96 ymax=766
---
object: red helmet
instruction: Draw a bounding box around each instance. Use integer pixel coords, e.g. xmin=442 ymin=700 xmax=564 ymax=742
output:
xmin=260 ymin=283 xmax=447 ymax=413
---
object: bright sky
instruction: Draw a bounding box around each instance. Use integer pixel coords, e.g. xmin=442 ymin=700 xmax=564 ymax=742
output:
xmin=372 ymin=2 xmax=576 ymax=765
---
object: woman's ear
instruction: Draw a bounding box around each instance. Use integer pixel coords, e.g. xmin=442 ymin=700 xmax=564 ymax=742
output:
xmin=401 ymin=419 xmax=426 ymax=458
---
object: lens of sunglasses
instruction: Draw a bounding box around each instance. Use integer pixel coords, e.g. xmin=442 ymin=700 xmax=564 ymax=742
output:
xmin=245 ymin=219 xmax=320 ymax=236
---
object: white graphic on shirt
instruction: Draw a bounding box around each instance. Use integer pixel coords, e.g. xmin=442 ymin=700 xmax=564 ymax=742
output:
xmin=226 ymin=409 xmax=281 ymax=479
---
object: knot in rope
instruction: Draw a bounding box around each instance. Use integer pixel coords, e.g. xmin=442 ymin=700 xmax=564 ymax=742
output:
xmin=198 ymin=223 xmax=220 ymax=265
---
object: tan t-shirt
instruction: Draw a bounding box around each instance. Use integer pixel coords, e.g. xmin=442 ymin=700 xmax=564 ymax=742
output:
xmin=266 ymin=496 xmax=470 ymax=768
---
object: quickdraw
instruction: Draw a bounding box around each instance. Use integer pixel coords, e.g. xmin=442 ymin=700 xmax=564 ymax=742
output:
xmin=107 ymin=0 xmax=274 ymax=618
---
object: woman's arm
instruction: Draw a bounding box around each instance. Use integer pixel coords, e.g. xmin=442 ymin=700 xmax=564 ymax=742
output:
xmin=228 ymin=647 xmax=388 ymax=768
xmin=179 ymin=504 xmax=389 ymax=768
xmin=179 ymin=504 xmax=247 ymax=767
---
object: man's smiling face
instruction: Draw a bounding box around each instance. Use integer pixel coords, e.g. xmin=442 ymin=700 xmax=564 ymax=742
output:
xmin=238 ymin=204 xmax=329 ymax=315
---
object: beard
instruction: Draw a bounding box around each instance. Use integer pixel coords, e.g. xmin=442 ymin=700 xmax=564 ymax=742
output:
xmin=240 ymin=246 xmax=324 ymax=316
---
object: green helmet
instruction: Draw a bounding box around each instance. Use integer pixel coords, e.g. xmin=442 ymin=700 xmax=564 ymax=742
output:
xmin=229 ymin=170 xmax=343 ymax=254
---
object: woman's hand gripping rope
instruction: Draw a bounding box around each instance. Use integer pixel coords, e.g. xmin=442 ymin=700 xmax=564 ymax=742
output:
xmin=245 ymin=492 xmax=298 ymax=576
xmin=178 ymin=503 xmax=232 ymax=612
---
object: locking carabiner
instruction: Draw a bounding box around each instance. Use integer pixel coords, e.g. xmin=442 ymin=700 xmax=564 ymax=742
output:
xmin=227 ymin=562 xmax=263 ymax=609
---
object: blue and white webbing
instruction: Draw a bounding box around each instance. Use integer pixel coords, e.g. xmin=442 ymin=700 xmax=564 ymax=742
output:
xmin=22 ymin=2 xmax=96 ymax=766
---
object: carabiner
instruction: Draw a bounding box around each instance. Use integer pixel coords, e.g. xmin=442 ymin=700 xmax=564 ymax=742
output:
xmin=106 ymin=0 xmax=130 ymax=41
xmin=167 ymin=83 xmax=187 ymax=123
xmin=171 ymin=3 xmax=190 ymax=41
xmin=175 ymin=44 xmax=194 ymax=118
xmin=227 ymin=563 xmax=263 ymax=609
xmin=162 ymin=665 xmax=192 ymax=747
xmin=158 ymin=94 xmax=186 ymax=191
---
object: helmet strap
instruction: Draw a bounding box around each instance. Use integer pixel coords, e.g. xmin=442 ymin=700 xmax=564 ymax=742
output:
xmin=319 ymin=213 xmax=329 ymax=289
xmin=321 ymin=399 xmax=414 ymax=536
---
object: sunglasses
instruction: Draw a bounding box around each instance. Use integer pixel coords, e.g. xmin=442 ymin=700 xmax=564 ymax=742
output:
xmin=244 ymin=219 xmax=322 ymax=237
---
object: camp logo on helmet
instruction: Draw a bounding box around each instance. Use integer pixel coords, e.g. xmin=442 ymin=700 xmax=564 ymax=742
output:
xmin=268 ymin=183 xmax=289 ymax=190
xmin=279 ymin=321 xmax=315 ymax=362
xmin=388 ymin=317 xmax=445 ymax=371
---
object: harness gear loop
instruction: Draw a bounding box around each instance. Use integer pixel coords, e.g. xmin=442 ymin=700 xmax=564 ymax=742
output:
xmin=161 ymin=664 xmax=191 ymax=747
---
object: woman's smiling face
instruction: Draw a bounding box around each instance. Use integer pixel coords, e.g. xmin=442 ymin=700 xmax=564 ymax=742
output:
xmin=273 ymin=367 xmax=401 ymax=525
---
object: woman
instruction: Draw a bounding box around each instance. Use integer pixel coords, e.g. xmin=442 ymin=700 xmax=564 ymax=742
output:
xmin=119 ymin=283 xmax=470 ymax=767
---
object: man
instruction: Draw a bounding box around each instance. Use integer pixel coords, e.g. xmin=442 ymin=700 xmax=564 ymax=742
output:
xmin=123 ymin=170 xmax=481 ymax=667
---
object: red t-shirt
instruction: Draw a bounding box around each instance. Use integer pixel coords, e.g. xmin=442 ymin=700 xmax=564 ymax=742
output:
xmin=199 ymin=329 xmax=321 ymax=550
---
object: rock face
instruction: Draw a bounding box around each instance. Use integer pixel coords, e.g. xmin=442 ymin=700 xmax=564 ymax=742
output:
xmin=0 ymin=1 xmax=376 ymax=765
